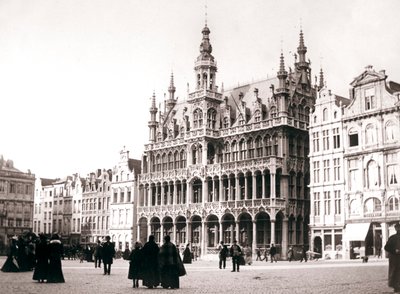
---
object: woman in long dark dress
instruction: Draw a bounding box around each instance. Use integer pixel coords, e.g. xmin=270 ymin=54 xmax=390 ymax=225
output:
xmin=1 ymin=237 xmax=19 ymax=272
xmin=159 ymin=235 xmax=182 ymax=289
xmin=33 ymin=234 xmax=49 ymax=282
xmin=128 ymin=242 xmax=143 ymax=288
xmin=182 ymin=244 xmax=192 ymax=264
xmin=141 ymin=235 xmax=160 ymax=288
xmin=47 ymin=234 xmax=65 ymax=283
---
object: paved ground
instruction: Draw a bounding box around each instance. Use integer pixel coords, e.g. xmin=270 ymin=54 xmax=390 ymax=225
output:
xmin=0 ymin=256 xmax=395 ymax=294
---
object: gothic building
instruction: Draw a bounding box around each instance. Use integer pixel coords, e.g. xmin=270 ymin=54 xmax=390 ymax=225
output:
xmin=137 ymin=23 xmax=317 ymax=258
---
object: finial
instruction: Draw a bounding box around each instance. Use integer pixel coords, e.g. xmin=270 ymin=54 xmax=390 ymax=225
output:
xmin=279 ymin=52 xmax=285 ymax=72
xmin=319 ymin=68 xmax=325 ymax=89
xmin=205 ymin=2 xmax=208 ymax=27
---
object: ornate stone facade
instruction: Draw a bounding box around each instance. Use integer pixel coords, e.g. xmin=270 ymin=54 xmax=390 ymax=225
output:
xmin=137 ymin=24 xmax=316 ymax=258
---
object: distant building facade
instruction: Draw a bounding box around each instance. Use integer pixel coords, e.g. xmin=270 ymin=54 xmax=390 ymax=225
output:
xmin=33 ymin=174 xmax=83 ymax=245
xmin=81 ymin=169 xmax=112 ymax=244
xmin=342 ymin=66 xmax=400 ymax=259
xmin=309 ymin=83 xmax=350 ymax=259
xmin=137 ymin=23 xmax=316 ymax=258
xmin=109 ymin=147 xmax=141 ymax=251
xmin=0 ymin=156 xmax=35 ymax=253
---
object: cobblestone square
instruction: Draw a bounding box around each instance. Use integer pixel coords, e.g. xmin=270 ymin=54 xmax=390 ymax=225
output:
xmin=0 ymin=257 xmax=394 ymax=294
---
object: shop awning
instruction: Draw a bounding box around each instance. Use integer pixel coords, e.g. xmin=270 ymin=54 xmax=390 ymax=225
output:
xmin=345 ymin=223 xmax=371 ymax=241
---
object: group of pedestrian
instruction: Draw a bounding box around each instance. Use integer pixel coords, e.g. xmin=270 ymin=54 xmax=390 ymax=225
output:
xmin=1 ymin=233 xmax=65 ymax=283
xmin=128 ymin=235 xmax=186 ymax=289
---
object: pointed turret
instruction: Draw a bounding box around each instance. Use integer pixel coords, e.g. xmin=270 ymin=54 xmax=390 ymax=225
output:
xmin=166 ymin=72 xmax=177 ymax=112
xmin=194 ymin=23 xmax=218 ymax=91
xmin=148 ymin=91 xmax=158 ymax=142
xmin=277 ymin=52 xmax=288 ymax=92
xmin=319 ymin=68 xmax=325 ymax=90
xmin=295 ymin=30 xmax=310 ymax=86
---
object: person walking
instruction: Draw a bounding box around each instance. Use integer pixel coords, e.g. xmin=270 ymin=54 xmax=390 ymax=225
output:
xmin=384 ymin=222 xmax=400 ymax=293
xmin=141 ymin=235 xmax=160 ymax=289
xmin=287 ymin=246 xmax=294 ymax=262
xmin=47 ymin=234 xmax=65 ymax=283
xmin=128 ymin=241 xmax=143 ymax=288
xmin=93 ymin=240 xmax=103 ymax=268
xmin=182 ymin=244 xmax=192 ymax=264
xmin=230 ymin=240 xmax=242 ymax=272
xmin=32 ymin=234 xmax=49 ymax=283
xmin=270 ymin=244 xmax=277 ymax=263
xmin=256 ymin=248 xmax=262 ymax=261
xmin=102 ymin=236 xmax=115 ymax=275
xmin=300 ymin=245 xmax=308 ymax=262
xmin=244 ymin=245 xmax=252 ymax=265
xmin=159 ymin=235 xmax=184 ymax=289
xmin=1 ymin=236 xmax=19 ymax=272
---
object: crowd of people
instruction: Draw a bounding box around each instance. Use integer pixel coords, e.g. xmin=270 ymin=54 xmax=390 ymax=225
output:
xmin=1 ymin=225 xmax=400 ymax=292
xmin=1 ymin=233 xmax=65 ymax=283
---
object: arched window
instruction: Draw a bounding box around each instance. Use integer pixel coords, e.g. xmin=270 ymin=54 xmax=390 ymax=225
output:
xmin=207 ymin=108 xmax=217 ymax=129
xmin=255 ymin=136 xmax=263 ymax=157
xmin=224 ymin=142 xmax=231 ymax=162
xmin=388 ymin=197 xmax=399 ymax=211
xmin=174 ymin=151 xmax=179 ymax=169
xmin=367 ymin=160 xmax=379 ymax=188
xmin=265 ymin=135 xmax=272 ymax=156
xmin=239 ymin=139 xmax=246 ymax=160
xmin=157 ymin=132 xmax=162 ymax=142
xmin=322 ymin=108 xmax=328 ymax=121
xmin=168 ymin=152 xmax=173 ymax=170
xmin=364 ymin=197 xmax=381 ymax=213
xmin=365 ymin=124 xmax=376 ymax=145
xmin=385 ymin=120 xmax=397 ymax=142
xmin=180 ymin=150 xmax=186 ymax=168
xmin=247 ymin=138 xmax=254 ymax=159
xmin=193 ymin=109 xmax=203 ymax=128
xmin=156 ymin=154 xmax=161 ymax=172
xmin=231 ymin=141 xmax=238 ymax=161
xmin=162 ymin=153 xmax=167 ymax=171
xmin=180 ymin=127 xmax=185 ymax=138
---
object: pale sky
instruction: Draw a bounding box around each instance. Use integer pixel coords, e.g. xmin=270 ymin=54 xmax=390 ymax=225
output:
xmin=1 ymin=0 xmax=399 ymax=178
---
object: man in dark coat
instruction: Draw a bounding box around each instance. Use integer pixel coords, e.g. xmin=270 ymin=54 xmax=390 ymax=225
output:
xmin=182 ymin=244 xmax=192 ymax=264
xmin=229 ymin=240 xmax=242 ymax=272
xmin=93 ymin=240 xmax=102 ymax=268
xmin=141 ymin=235 xmax=160 ymax=288
xmin=102 ymin=236 xmax=115 ymax=275
xmin=270 ymin=243 xmax=277 ymax=263
xmin=384 ymin=223 xmax=400 ymax=293
xmin=128 ymin=241 xmax=143 ymax=288
xmin=159 ymin=235 xmax=182 ymax=289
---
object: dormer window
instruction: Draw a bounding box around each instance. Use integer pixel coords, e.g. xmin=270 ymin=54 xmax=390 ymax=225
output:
xmin=223 ymin=117 xmax=229 ymax=128
xmin=322 ymin=108 xmax=328 ymax=121
xmin=193 ymin=108 xmax=203 ymax=128
xmin=254 ymin=110 xmax=261 ymax=122
xmin=238 ymin=115 xmax=245 ymax=126
xmin=364 ymin=88 xmax=376 ymax=110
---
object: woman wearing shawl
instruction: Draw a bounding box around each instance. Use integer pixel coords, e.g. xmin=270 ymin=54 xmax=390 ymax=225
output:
xmin=47 ymin=234 xmax=65 ymax=283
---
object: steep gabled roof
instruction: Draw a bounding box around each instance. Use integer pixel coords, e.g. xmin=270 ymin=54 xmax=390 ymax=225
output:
xmin=128 ymin=159 xmax=141 ymax=175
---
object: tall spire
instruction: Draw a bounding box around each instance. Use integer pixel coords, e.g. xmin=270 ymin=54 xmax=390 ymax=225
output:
xmin=148 ymin=91 xmax=158 ymax=142
xmin=319 ymin=68 xmax=325 ymax=89
xmin=297 ymin=29 xmax=307 ymax=64
xmin=168 ymin=72 xmax=176 ymax=100
xmin=277 ymin=52 xmax=288 ymax=91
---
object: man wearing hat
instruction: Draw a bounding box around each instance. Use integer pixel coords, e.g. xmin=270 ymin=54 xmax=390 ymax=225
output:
xmin=384 ymin=222 xmax=400 ymax=293
xmin=229 ymin=240 xmax=242 ymax=272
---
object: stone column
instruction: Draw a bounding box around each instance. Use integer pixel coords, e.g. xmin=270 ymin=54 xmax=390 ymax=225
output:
xmin=173 ymin=181 xmax=177 ymax=205
xmin=147 ymin=222 xmax=151 ymax=239
xmin=262 ymin=172 xmax=266 ymax=199
xmin=235 ymin=175 xmax=240 ymax=200
xmin=271 ymin=172 xmax=276 ymax=199
xmin=172 ymin=221 xmax=177 ymax=244
xmin=252 ymin=220 xmax=257 ymax=255
xmin=202 ymin=178 xmax=207 ymax=205
xmin=161 ymin=184 xmax=165 ymax=206
xmin=252 ymin=174 xmax=257 ymax=199
xmin=235 ymin=221 xmax=240 ymax=243
xmin=219 ymin=179 xmax=224 ymax=202
xmin=271 ymin=220 xmax=276 ymax=245
xmin=244 ymin=176 xmax=248 ymax=200
xmin=187 ymin=181 xmax=191 ymax=205
xmin=160 ymin=223 xmax=164 ymax=241
xmin=201 ymin=220 xmax=206 ymax=257
xmin=212 ymin=178 xmax=216 ymax=202
xmin=137 ymin=223 xmax=141 ymax=242
xmin=186 ymin=220 xmax=191 ymax=245
xmin=219 ymin=221 xmax=223 ymax=243
xmin=282 ymin=218 xmax=288 ymax=259
xmin=230 ymin=224 xmax=235 ymax=243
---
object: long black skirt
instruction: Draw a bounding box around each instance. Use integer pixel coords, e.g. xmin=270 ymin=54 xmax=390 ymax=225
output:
xmin=160 ymin=264 xmax=179 ymax=289
xmin=1 ymin=256 xmax=19 ymax=272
